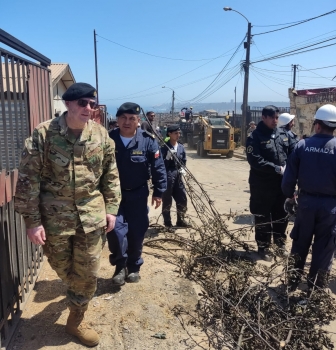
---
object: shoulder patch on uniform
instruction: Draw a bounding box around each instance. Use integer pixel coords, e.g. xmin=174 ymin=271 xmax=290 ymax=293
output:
xmin=144 ymin=130 xmax=155 ymax=139
xmin=154 ymin=150 xmax=160 ymax=158
xmin=283 ymin=138 xmax=288 ymax=141
xmin=247 ymin=145 xmax=253 ymax=153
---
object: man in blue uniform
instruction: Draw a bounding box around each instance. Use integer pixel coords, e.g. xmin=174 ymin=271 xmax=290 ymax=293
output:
xmin=161 ymin=125 xmax=189 ymax=228
xmin=282 ymin=104 xmax=336 ymax=291
xmin=278 ymin=112 xmax=299 ymax=153
xmin=246 ymin=105 xmax=291 ymax=261
xmin=108 ymin=102 xmax=167 ymax=285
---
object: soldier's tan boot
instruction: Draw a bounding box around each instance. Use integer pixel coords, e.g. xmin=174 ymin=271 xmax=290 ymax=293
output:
xmin=65 ymin=304 xmax=99 ymax=347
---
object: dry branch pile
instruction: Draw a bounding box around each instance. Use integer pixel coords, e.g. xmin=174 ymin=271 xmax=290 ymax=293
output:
xmin=145 ymin=164 xmax=336 ymax=349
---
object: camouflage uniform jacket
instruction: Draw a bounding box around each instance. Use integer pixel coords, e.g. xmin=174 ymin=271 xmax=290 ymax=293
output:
xmin=15 ymin=112 xmax=121 ymax=235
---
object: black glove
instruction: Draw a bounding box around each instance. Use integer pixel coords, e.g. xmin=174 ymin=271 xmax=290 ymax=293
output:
xmin=284 ymin=198 xmax=297 ymax=215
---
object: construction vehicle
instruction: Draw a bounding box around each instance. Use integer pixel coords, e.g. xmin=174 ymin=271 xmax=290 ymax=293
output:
xmin=194 ymin=115 xmax=235 ymax=158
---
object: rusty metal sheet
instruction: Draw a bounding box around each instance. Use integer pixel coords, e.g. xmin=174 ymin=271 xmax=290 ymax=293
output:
xmin=0 ymin=171 xmax=5 ymax=206
xmin=5 ymin=173 xmax=12 ymax=203
xmin=11 ymin=169 xmax=18 ymax=196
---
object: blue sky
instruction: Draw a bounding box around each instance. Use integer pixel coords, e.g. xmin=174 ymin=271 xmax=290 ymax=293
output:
xmin=1 ymin=0 xmax=336 ymax=112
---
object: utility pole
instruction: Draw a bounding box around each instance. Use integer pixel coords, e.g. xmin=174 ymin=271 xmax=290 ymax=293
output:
xmin=241 ymin=22 xmax=251 ymax=146
xmin=292 ymin=64 xmax=298 ymax=89
xmin=172 ymin=90 xmax=175 ymax=118
xmin=94 ymin=29 xmax=99 ymax=104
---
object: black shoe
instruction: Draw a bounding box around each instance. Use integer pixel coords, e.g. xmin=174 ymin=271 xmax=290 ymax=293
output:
xmin=257 ymin=247 xmax=272 ymax=262
xmin=176 ymin=220 xmax=191 ymax=228
xmin=126 ymin=272 xmax=141 ymax=283
xmin=112 ymin=267 xmax=126 ymax=286
xmin=164 ymin=222 xmax=172 ymax=227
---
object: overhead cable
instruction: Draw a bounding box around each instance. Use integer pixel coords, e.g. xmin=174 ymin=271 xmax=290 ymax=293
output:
xmin=254 ymin=9 xmax=336 ymax=36
xmin=188 ymin=36 xmax=245 ymax=102
xmin=251 ymin=37 xmax=336 ymax=64
xmin=97 ymin=34 xmax=238 ymax=62
xmin=102 ymin=46 xmax=243 ymax=101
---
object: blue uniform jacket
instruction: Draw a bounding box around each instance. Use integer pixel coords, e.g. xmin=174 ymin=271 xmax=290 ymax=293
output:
xmin=282 ymin=134 xmax=336 ymax=198
xmin=109 ymin=128 xmax=167 ymax=198
xmin=161 ymin=142 xmax=186 ymax=170
xmin=246 ymin=121 xmax=290 ymax=188
xmin=278 ymin=126 xmax=299 ymax=154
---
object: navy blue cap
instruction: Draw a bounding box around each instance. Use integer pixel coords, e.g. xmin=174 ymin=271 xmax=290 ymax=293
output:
xmin=116 ymin=102 xmax=141 ymax=117
xmin=62 ymin=83 xmax=97 ymax=101
xmin=167 ymin=125 xmax=181 ymax=133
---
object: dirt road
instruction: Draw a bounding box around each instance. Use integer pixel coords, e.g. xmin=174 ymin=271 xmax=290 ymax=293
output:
xmin=8 ymin=148 xmax=336 ymax=349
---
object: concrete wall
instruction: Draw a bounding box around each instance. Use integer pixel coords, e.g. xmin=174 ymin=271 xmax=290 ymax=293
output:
xmin=289 ymin=88 xmax=336 ymax=137
xmin=53 ymin=80 xmax=67 ymax=117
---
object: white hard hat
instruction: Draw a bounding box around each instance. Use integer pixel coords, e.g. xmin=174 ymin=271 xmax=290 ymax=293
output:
xmin=278 ymin=113 xmax=295 ymax=127
xmin=156 ymin=126 xmax=160 ymax=131
xmin=314 ymin=104 xmax=336 ymax=127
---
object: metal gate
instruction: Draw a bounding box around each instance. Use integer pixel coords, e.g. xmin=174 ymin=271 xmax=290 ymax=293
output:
xmin=0 ymin=29 xmax=52 ymax=349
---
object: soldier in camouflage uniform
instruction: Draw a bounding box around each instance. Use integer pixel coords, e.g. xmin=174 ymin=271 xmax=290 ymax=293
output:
xmin=15 ymin=83 xmax=121 ymax=347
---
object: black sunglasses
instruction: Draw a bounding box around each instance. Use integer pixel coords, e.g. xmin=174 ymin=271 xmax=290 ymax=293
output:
xmin=77 ymin=99 xmax=97 ymax=109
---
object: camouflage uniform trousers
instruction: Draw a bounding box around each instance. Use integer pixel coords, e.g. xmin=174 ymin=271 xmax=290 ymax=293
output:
xmin=43 ymin=226 xmax=106 ymax=307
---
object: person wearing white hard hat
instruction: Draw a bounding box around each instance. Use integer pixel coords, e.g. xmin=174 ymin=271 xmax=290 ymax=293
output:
xmin=278 ymin=113 xmax=299 ymax=152
xmin=282 ymin=104 xmax=336 ymax=293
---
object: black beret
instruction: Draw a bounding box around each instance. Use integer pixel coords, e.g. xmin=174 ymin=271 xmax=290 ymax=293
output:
xmin=62 ymin=83 xmax=97 ymax=101
xmin=167 ymin=125 xmax=180 ymax=133
xmin=116 ymin=102 xmax=141 ymax=117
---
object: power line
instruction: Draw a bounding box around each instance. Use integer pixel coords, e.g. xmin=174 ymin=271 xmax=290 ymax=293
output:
xmin=254 ymin=9 xmax=336 ymax=36
xmin=252 ymin=31 xmax=336 ymax=63
xmin=97 ymin=34 xmax=238 ymax=62
xmin=251 ymin=68 xmax=333 ymax=89
xmin=253 ymin=66 xmax=335 ymax=83
xmin=299 ymin=65 xmax=336 ymax=82
xmin=254 ymin=19 xmax=311 ymax=28
xmin=252 ymin=65 xmax=336 ymax=73
xmin=250 ymin=70 xmax=289 ymax=98
xmin=251 ymin=37 xmax=336 ymax=64
xmin=188 ymin=36 xmax=245 ymax=102
xmin=302 ymin=64 xmax=336 ymax=71
xmin=192 ymin=67 xmax=242 ymax=103
xmin=101 ymin=46 xmax=244 ymax=101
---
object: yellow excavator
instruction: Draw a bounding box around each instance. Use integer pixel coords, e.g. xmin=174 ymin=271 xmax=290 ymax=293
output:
xmin=195 ymin=115 xmax=235 ymax=158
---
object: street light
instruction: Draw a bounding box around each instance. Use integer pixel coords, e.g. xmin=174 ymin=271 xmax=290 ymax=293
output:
xmin=162 ymin=86 xmax=175 ymax=118
xmin=224 ymin=6 xmax=251 ymax=146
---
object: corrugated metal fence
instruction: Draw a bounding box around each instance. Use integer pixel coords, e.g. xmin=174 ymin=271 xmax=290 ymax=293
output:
xmin=0 ymin=31 xmax=52 ymax=349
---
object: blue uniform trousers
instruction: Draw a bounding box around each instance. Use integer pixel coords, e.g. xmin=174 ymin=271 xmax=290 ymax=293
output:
xmin=107 ymin=185 xmax=149 ymax=273
xmin=290 ymin=193 xmax=336 ymax=286
xmin=162 ymin=170 xmax=187 ymax=224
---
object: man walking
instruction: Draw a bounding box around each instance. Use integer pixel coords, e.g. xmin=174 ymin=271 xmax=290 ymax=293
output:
xmin=108 ymin=102 xmax=167 ymax=286
xmin=282 ymin=104 xmax=336 ymax=291
xmin=15 ymin=83 xmax=121 ymax=347
xmin=246 ymin=105 xmax=291 ymax=261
